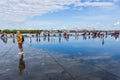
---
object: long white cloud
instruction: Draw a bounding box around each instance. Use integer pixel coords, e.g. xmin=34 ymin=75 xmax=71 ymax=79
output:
xmin=0 ymin=0 xmax=114 ymax=22
xmin=75 ymin=2 xmax=113 ymax=7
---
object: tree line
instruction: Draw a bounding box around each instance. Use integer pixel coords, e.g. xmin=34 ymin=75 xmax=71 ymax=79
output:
xmin=0 ymin=29 xmax=42 ymax=33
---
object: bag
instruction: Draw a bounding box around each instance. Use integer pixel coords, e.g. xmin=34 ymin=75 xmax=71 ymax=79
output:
xmin=22 ymin=35 xmax=24 ymax=42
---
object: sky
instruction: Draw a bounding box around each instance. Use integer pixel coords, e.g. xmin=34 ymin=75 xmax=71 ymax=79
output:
xmin=0 ymin=0 xmax=120 ymax=30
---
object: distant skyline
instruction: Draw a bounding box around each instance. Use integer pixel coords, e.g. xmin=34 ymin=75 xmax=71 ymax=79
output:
xmin=0 ymin=0 xmax=120 ymax=30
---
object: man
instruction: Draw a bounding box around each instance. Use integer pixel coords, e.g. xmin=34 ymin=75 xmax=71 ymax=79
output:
xmin=17 ymin=31 xmax=24 ymax=54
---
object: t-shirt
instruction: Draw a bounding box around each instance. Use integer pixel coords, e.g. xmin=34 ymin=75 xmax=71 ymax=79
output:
xmin=18 ymin=35 xmax=22 ymax=43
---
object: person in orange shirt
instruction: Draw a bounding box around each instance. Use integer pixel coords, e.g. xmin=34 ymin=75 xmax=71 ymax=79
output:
xmin=17 ymin=31 xmax=24 ymax=54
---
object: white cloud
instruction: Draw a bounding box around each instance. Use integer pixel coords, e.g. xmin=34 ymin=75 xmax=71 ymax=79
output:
xmin=114 ymin=21 xmax=120 ymax=26
xmin=0 ymin=0 xmax=114 ymax=23
xmin=79 ymin=55 xmax=111 ymax=60
xmin=0 ymin=0 xmax=73 ymax=22
xmin=74 ymin=2 xmax=113 ymax=7
xmin=0 ymin=0 xmax=119 ymax=30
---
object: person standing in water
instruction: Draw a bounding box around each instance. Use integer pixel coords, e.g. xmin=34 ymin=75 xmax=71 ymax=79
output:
xmin=17 ymin=31 xmax=24 ymax=55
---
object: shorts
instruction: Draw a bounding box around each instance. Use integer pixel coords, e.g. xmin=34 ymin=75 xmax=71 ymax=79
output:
xmin=18 ymin=43 xmax=23 ymax=49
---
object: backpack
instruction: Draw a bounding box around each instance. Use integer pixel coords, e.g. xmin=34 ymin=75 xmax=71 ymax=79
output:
xmin=22 ymin=35 xmax=24 ymax=42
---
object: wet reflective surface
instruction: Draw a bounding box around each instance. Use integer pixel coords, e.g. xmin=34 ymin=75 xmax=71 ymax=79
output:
xmin=0 ymin=33 xmax=120 ymax=80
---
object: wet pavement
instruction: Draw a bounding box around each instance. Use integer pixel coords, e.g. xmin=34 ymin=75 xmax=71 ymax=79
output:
xmin=0 ymin=36 xmax=120 ymax=80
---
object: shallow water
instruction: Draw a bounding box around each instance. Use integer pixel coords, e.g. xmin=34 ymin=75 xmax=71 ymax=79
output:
xmin=26 ymin=35 xmax=120 ymax=56
xmin=1 ymin=34 xmax=120 ymax=80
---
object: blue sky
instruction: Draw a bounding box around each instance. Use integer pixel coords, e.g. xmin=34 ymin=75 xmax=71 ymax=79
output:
xmin=0 ymin=0 xmax=120 ymax=30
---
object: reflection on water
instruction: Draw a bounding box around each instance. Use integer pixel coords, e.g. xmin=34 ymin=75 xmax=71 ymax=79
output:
xmin=13 ymin=38 xmax=15 ymax=43
xmin=0 ymin=31 xmax=120 ymax=80
xmin=1 ymin=37 xmax=7 ymax=44
xmin=29 ymin=32 xmax=119 ymax=46
xmin=1 ymin=31 xmax=120 ymax=54
xmin=23 ymin=32 xmax=120 ymax=55
xmin=19 ymin=54 xmax=25 ymax=75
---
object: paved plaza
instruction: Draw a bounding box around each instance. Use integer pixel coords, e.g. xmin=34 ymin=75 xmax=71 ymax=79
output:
xmin=0 ymin=42 xmax=120 ymax=80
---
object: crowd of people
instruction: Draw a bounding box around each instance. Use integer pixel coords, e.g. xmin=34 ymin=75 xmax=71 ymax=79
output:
xmin=0 ymin=31 xmax=120 ymax=42
xmin=0 ymin=31 xmax=119 ymax=75
xmin=0 ymin=31 xmax=120 ymax=53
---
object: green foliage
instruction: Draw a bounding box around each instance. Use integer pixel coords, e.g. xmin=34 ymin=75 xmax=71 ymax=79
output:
xmin=58 ymin=30 xmax=63 ymax=33
xmin=2 ymin=29 xmax=42 ymax=33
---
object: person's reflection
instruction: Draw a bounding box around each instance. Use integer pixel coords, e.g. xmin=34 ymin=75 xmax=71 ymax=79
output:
xmin=1 ymin=37 xmax=7 ymax=44
xmin=59 ymin=36 xmax=61 ymax=43
xmin=105 ymin=32 xmax=107 ymax=38
xmin=36 ymin=37 xmax=38 ymax=43
xmin=4 ymin=38 xmax=7 ymax=43
xmin=102 ymin=38 xmax=104 ymax=45
xmin=29 ymin=34 xmax=32 ymax=46
xmin=43 ymin=37 xmax=46 ymax=42
xmin=13 ymin=38 xmax=15 ymax=43
xmin=105 ymin=35 xmax=107 ymax=38
xmin=64 ymin=35 xmax=69 ymax=41
xmin=88 ymin=35 xmax=91 ymax=39
xmin=30 ymin=38 xmax=32 ymax=44
xmin=59 ymin=33 xmax=62 ymax=37
xmin=30 ymin=38 xmax=32 ymax=46
xmin=39 ymin=38 xmax=41 ymax=42
xmin=83 ymin=35 xmax=86 ymax=40
xmin=75 ymin=33 xmax=79 ymax=40
xmin=19 ymin=54 xmax=25 ymax=75
xmin=48 ymin=37 xmax=50 ymax=42
xmin=1 ymin=32 xmax=8 ymax=44
xmin=12 ymin=33 xmax=15 ymax=43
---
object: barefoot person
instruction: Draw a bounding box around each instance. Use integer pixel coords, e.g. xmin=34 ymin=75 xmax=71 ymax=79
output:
xmin=17 ymin=31 xmax=24 ymax=54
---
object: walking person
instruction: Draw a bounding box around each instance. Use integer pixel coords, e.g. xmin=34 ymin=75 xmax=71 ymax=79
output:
xmin=17 ymin=31 xmax=24 ymax=55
